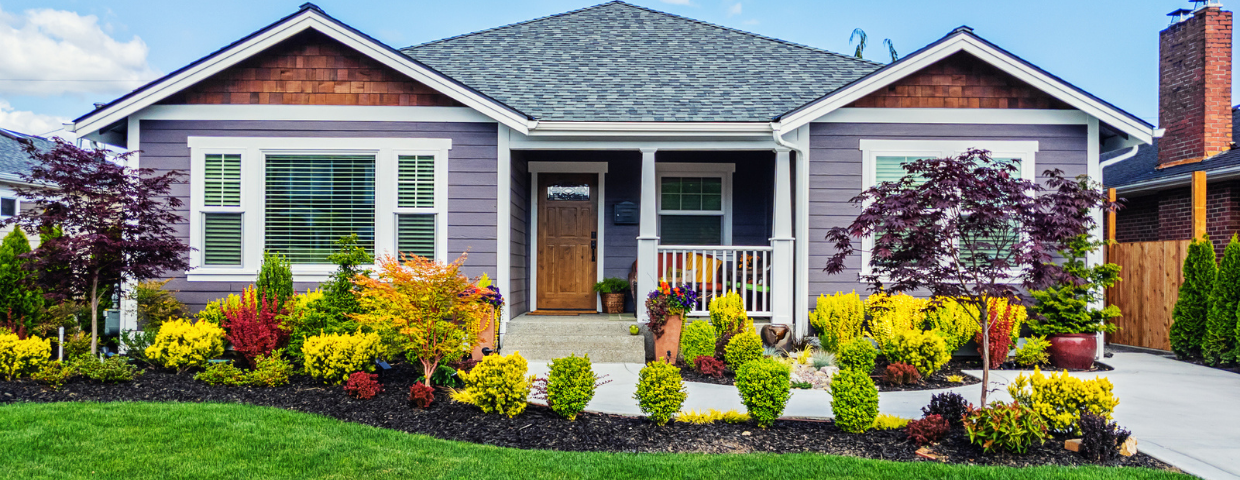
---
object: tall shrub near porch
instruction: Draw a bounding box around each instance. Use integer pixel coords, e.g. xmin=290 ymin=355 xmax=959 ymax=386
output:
xmin=1171 ymin=237 xmax=1216 ymax=360
xmin=354 ymin=253 xmax=485 ymax=386
xmin=1204 ymin=235 xmax=1240 ymax=365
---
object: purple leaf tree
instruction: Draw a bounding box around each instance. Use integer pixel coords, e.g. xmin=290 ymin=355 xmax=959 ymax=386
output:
xmin=823 ymin=149 xmax=1112 ymax=405
xmin=6 ymin=139 xmax=189 ymax=354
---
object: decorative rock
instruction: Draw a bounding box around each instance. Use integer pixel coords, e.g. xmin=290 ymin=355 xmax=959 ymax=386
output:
xmin=1064 ymin=438 xmax=1082 ymax=452
xmin=915 ymin=446 xmax=937 ymax=460
xmin=1120 ymin=437 xmax=1138 ymax=457
xmin=741 ymin=431 xmax=751 ymax=436
xmin=819 ymin=366 xmax=840 ymax=376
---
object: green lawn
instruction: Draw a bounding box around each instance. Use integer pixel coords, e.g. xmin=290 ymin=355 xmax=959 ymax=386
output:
xmin=0 ymin=402 xmax=1188 ymax=480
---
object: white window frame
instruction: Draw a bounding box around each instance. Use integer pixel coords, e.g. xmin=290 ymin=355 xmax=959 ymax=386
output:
xmin=655 ymin=162 xmax=736 ymax=246
xmin=186 ymin=136 xmax=451 ymax=282
xmin=857 ymin=139 xmax=1038 ymax=278
xmin=0 ymin=195 xmax=20 ymax=218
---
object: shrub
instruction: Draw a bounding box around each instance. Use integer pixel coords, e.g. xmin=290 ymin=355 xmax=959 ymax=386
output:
xmin=0 ymin=228 xmax=43 ymax=334
xmin=735 ymin=357 xmax=791 ymax=428
xmin=679 ymin=321 xmax=716 ymax=369
xmin=946 ymin=374 xmax=964 ymax=383
xmin=830 ymin=368 xmax=878 ymax=433
xmin=922 ymin=392 xmax=970 ymax=427
xmin=76 ymin=356 xmax=143 ymax=383
xmin=811 ymin=350 xmax=836 ymax=369
xmin=283 ymin=289 xmax=362 ymax=363
xmin=247 ymin=353 xmax=293 ymax=387
xmin=809 ymin=291 xmax=864 ymax=353
xmin=964 ymin=401 xmax=1048 ymax=454
xmin=62 ymin=331 xmax=91 ymax=361
xmin=1013 ymin=336 xmax=1051 ymax=367
xmin=713 ymin=331 xmax=735 ymax=360
xmin=708 ymin=291 xmax=751 ymax=338
xmin=924 ymin=298 xmax=979 ymax=353
xmin=344 ymin=372 xmax=384 ymax=399
xmin=32 ymin=360 xmax=75 ymax=390
xmin=255 ymin=251 xmax=294 ymax=307
xmin=145 ymin=319 xmax=226 ymax=373
xmin=134 ymin=279 xmax=187 ymax=331
xmin=634 ymin=361 xmax=687 ymax=426
xmin=302 ymin=331 xmax=383 ymax=385
xmin=907 ymin=414 xmax=950 ymax=445
xmin=0 ymin=333 xmax=50 ymax=380
xmin=222 ymin=286 xmax=290 ymax=367
xmin=593 ymin=277 xmax=629 ymax=294
xmin=194 ymin=361 xmax=247 ymax=386
xmin=975 ymin=304 xmax=1015 ymax=369
xmin=885 ymin=329 xmax=949 ymax=377
xmin=675 ymin=409 xmax=749 ymax=424
xmin=1206 ymin=235 xmax=1240 ymax=365
xmin=695 ymin=356 xmax=725 ymax=378
xmin=417 ymin=363 xmax=462 ymax=388
xmin=836 ymin=337 xmax=877 ymax=373
xmin=1007 ymin=367 xmax=1119 ymax=435
xmin=547 ymin=354 xmax=596 ymax=421
xmin=865 ymin=292 xmax=928 ymax=352
xmin=454 ymin=351 xmax=532 ymax=418
xmin=321 ymin=234 xmax=372 ymax=319
xmin=120 ymin=330 xmax=158 ymax=365
xmin=1171 ymin=237 xmax=1216 ymax=359
xmin=724 ymin=330 xmax=763 ymax=371
xmin=1078 ymin=411 xmax=1131 ymax=462
xmin=872 ymin=414 xmax=911 ymax=430
xmin=409 ymin=383 xmax=435 ymax=409
xmin=883 ymin=362 xmax=921 ymax=385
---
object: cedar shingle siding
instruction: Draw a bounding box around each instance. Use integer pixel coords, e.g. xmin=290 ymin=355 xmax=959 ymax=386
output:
xmin=847 ymin=52 xmax=1072 ymax=110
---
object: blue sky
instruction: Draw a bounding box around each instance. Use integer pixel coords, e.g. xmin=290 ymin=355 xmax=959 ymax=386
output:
xmin=0 ymin=0 xmax=1210 ymax=137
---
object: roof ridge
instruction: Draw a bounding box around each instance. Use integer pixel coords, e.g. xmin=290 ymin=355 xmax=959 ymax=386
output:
xmin=403 ymin=1 xmax=622 ymax=51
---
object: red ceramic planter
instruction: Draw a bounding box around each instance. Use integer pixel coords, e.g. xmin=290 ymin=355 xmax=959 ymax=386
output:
xmin=653 ymin=315 xmax=683 ymax=364
xmin=1047 ymin=333 xmax=1097 ymax=370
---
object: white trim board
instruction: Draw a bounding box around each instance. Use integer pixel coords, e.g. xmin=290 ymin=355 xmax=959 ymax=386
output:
xmin=526 ymin=161 xmax=609 ymax=313
xmin=185 ymin=136 xmax=452 ymax=283
xmin=131 ymin=105 xmax=496 ymax=123
xmin=779 ymin=32 xmax=1154 ymax=144
xmin=71 ymin=7 xmax=530 ymax=139
xmin=816 ymin=108 xmax=1089 ymax=125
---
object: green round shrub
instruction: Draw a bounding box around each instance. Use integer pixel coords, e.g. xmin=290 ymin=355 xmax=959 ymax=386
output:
xmin=830 ymin=368 xmax=878 ymax=433
xmin=679 ymin=320 xmax=716 ymax=369
xmin=885 ymin=329 xmax=950 ymax=377
xmin=547 ymin=354 xmax=596 ymax=421
xmin=633 ymin=361 xmax=687 ymax=426
xmin=724 ymin=330 xmax=763 ymax=371
xmin=836 ymin=337 xmax=877 ymax=373
xmin=735 ymin=357 xmax=792 ymax=428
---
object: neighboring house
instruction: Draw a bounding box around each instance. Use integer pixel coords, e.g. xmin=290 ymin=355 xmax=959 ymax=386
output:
xmin=70 ymin=2 xmax=1154 ymax=341
xmin=0 ymin=128 xmax=52 ymax=244
xmin=1105 ymin=4 xmax=1240 ymax=256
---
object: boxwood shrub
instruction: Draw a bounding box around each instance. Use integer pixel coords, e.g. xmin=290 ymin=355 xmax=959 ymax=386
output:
xmin=547 ymin=354 xmax=596 ymax=421
xmin=679 ymin=321 xmax=716 ymax=370
xmin=634 ymin=361 xmax=687 ymax=426
xmin=830 ymin=367 xmax=878 ymax=433
xmin=735 ymin=357 xmax=791 ymax=428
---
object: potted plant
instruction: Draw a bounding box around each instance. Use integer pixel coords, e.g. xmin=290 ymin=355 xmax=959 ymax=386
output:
xmin=471 ymin=274 xmax=504 ymax=361
xmin=594 ymin=277 xmax=630 ymax=314
xmin=1029 ymin=234 xmax=1120 ymax=370
xmin=646 ymin=279 xmax=697 ymax=364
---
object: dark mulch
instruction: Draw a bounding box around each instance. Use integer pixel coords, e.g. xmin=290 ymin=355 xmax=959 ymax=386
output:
xmin=0 ymin=362 xmax=1175 ymax=471
xmin=953 ymin=357 xmax=1116 ymax=373
xmin=680 ymin=358 xmax=983 ymax=392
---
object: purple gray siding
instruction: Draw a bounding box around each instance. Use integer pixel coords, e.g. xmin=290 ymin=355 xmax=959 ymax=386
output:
xmin=509 ymin=155 xmax=529 ymax=316
xmin=807 ymin=122 xmax=1089 ymax=302
xmin=141 ymin=119 xmax=499 ymax=310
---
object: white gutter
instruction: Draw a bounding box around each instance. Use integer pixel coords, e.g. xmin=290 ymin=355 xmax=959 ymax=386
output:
xmin=1099 ymin=145 xmax=1140 ymax=169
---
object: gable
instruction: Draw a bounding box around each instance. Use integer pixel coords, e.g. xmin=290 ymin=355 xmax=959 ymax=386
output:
xmin=846 ymin=52 xmax=1072 ymax=109
xmin=159 ymin=30 xmax=462 ymax=107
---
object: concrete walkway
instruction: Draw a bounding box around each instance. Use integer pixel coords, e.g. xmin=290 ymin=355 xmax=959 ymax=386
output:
xmin=530 ymin=351 xmax=1240 ymax=480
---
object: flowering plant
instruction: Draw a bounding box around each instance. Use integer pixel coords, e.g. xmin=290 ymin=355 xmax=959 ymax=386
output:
xmin=645 ymin=280 xmax=698 ymax=337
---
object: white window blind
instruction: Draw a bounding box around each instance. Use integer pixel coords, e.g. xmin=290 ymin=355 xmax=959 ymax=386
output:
xmin=203 ymin=213 xmax=243 ymax=266
xmin=204 ymin=154 xmax=241 ymax=207
xmin=397 ymin=213 xmax=436 ymax=259
xmin=398 ymin=155 xmax=435 ymax=208
xmin=264 ymin=154 xmax=376 ymax=264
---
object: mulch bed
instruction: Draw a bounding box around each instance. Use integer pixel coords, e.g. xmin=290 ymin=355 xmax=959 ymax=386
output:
xmin=0 ymin=361 xmax=1175 ymax=472
xmin=680 ymin=358 xmax=983 ymax=392
xmin=952 ymin=357 xmax=1116 ymax=373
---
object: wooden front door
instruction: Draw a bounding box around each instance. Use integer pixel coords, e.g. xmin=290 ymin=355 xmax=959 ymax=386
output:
xmin=537 ymin=173 xmax=599 ymax=311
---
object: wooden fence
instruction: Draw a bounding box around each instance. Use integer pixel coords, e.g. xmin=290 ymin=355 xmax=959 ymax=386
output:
xmin=1105 ymin=240 xmax=1190 ymax=351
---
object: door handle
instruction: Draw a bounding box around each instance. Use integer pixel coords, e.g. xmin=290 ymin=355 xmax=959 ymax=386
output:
xmin=590 ymin=239 xmax=597 ymax=262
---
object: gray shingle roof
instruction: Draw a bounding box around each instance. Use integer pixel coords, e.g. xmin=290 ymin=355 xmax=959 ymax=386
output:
xmin=401 ymin=1 xmax=882 ymax=122
xmin=1103 ymin=108 xmax=1240 ymax=189
xmin=0 ymin=129 xmax=52 ymax=184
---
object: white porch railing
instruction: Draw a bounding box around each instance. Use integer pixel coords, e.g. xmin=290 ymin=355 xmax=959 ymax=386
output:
xmin=654 ymin=245 xmax=773 ymax=317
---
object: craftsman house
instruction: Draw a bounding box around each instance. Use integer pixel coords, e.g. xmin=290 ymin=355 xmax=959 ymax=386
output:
xmin=71 ymin=2 xmax=1153 ymax=343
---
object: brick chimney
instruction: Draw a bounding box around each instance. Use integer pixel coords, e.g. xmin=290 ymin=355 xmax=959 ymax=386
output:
xmin=1158 ymin=4 xmax=1233 ymax=168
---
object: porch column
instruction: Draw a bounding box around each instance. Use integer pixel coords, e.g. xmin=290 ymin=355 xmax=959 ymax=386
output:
xmin=771 ymin=147 xmax=794 ymax=326
xmin=636 ymin=148 xmax=660 ymax=322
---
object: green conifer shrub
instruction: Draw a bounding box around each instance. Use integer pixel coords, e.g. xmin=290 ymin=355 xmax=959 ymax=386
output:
xmin=255 ymin=251 xmax=294 ymax=306
xmin=0 ymin=229 xmax=43 ymax=332
xmin=1171 ymin=237 xmax=1217 ymax=359
xmin=1204 ymin=235 xmax=1240 ymax=365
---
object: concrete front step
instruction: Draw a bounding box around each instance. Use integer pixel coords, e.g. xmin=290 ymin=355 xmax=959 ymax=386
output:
xmin=505 ymin=320 xmax=635 ymax=337
xmin=503 ymin=317 xmax=646 ymax=363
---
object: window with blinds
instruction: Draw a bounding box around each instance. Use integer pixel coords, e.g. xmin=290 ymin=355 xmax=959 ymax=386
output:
xmin=264 ymin=154 xmax=376 ymax=264
xmin=659 ymin=176 xmax=724 ymax=245
xmin=204 ymin=154 xmax=241 ymax=207
xmin=874 ymin=156 xmax=930 ymax=185
xmin=398 ymin=155 xmax=435 ymax=208
xmin=203 ymin=213 xmax=243 ymax=265
xmin=397 ymin=213 xmax=436 ymax=259
xmin=965 ymin=157 xmax=1022 ymax=265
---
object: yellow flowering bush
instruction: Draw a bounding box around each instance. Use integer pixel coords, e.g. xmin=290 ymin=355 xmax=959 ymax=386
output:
xmin=865 ymin=292 xmax=928 ymax=352
xmin=145 ymin=319 xmax=226 ymax=373
xmin=708 ymin=291 xmax=752 ymax=337
xmin=1008 ymin=367 xmax=1119 ymax=435
xmin=924 ymin=297 xmax=1027 ymax=353
xmin=885 ymin=329 xmax=950 ymax=377
xmin=872 ymin=414 xmax=912 ymax=431
xmin=0 ymin=333 xmax=51 ymax=380
xmin=452 ymin=351 xmax=533 ymax=418
xmin=302 ymin=331 xmax=383 ymax=384
xmin=809 ymin=291 xmax=864 ymax=353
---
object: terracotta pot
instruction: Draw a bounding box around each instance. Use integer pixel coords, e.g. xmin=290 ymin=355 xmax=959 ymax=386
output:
xmin=471 ymin=310 xmax=497 ymax=361
xmin=653 ymin=314 xmax=683 ymax=364
xmin=602 ymin=293 xmax=626 ymax=314
xmin=1047 ymin=333 xmax=1097 ymax=370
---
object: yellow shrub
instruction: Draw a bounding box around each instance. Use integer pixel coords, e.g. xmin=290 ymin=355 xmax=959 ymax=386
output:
xmin=924 ymin=297 xmax=979 ymax=352
xmin=302 ymin=331 xmax=383 ymax=384
xmin=872 ymin=414 xmax=911 ymax=430
xmin=1008 ymin=367 xmax=1119 ymax=435
xmin=675 ymin=409 xmax=750 ymax=424
xmin=0 ymin=334 xmax=51 ymax=380
xmin=454 ymin=351 xmax=533 ymax=418
xmin=196 ymin=294 xmax=242 ymax=325
xmin=145 ymin=319 xmax=225 ymax=373
xmin=865 ymin=292 xmax=928 ymax=352
xmin=809 ymin=291 xmax=864 ymax=353
xmin=708 ymin=291 xmax=752 ymax=337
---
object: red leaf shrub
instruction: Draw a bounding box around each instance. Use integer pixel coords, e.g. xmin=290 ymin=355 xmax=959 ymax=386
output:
xmin=222 ymin=288 xmax=289 ymax=367
xmin=344 ymin=372 xmax=383 ymax=399
xmin=695 ymin=356 xmax=725 ymax=378
xmin=883 ymin=362 xmax=921 ymax=385
xmin=449 ymin=358 xmax=479 ymax=374
xmin=907 ymin=414 xmax=950 ymax=445
xmin=975 ymin=305 xmax=1015 ymax=369
xmin=408 ymin=382 xmax=435 ymax=409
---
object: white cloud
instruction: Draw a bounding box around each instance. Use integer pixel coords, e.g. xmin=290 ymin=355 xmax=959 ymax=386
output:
xmin=0 ymin=100 xmax=69 ymax=138
xmin=727 ymin=3 xmax=742 ymax=16
xmin=0 ymin=7 xmax=158 ymax=96
xmin=658 ymin=0 xmax=697 ymax=6
xmin=743 ymin=19 xmax=760 ymax=25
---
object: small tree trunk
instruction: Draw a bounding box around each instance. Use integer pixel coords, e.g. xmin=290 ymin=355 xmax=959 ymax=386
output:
xmin=420 ymin=357 xmax=439 ymax=387
xmin=89 ymin=275 xmax=100 ymax=356
xmin=980 ymin=301 xmax=990 ymax=406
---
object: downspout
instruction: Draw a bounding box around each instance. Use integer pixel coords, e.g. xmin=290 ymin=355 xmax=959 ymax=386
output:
xmin=772 ymin=123 xmax=807 ymax=338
